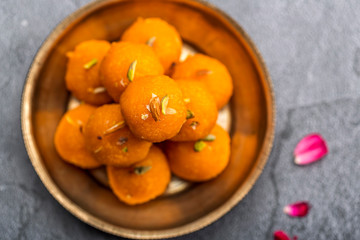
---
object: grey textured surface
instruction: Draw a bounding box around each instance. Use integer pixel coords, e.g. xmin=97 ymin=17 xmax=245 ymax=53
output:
xmin=1 ymin=0 xmax=359 ymax=239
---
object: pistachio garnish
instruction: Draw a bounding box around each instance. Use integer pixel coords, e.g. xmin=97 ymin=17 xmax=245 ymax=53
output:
xmin=161 ymin=95 xmax=169 ymax=115
xmin=117 ymin=137 xmax=128 ymax=146
xmin=133 ymin=166 xmax=152 ymax=175
xmin=194 ymin=140 xmax=207 ymax=152
xmin=120 ymin=78 xmax=126 ymax=87
xmin=141 ymin=113 xmax=148 ymax=120
xmin=127 ymin=60 xmax=137 ymax=82
xmin=186 ymin=110 xmax=195 ymax=119
xmin=65 ymin=115 xmax=76 ymax=126
xmin=149 ymin=96 xmax=161 ymax=121
xmin=146 ymin=36 xmax=156 ymax=47
xmin=87 ymin=87 xmax=107 ymax=94
xmin=122 ymin=146 xmax=128 ymax=153
xmin=94 ymin=146 xmax=103 ymax=154
xmin=83 ymin=58 xmax=98 ymax=69
xmin=103 ymin=121 xmax=125 ymax=135
xmin=201 ymin=134 xmax=216 ymax=141
xmin=184 ymin=98 xmax=191 ymax=103
xmin=190 ymin=121 xmax=199 ymax=130
xmin=166 ymin=108 xmax=177 ymax=115
xmin=92 ymin=87 xmax=106 ymax=94
xmin=195 ymin=69 xmax=212 ymax=77
xmin=65 ymin=116 xmax=83 ymax=129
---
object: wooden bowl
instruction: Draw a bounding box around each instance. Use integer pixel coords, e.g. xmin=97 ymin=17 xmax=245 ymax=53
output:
xmin=21 ymin=0 xmax=275 ymax=239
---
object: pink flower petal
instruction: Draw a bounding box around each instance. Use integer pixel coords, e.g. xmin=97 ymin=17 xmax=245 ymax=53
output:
xmin=283 ymin=201 xmax=310 ymax=217
xmin=274 ymin=230 xmax=298 ymax=240
xmin=274 ymin=230 xmax=290 ymax=240
xmin=294 ymin=133 xmax=328 ymax=165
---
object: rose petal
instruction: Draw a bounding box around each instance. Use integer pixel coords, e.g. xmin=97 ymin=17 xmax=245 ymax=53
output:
xmin=294 ymin=134 xmax=326 ymax=155
xmin=283 ymin=201 xmax=310 ymax=217
xmin=274 ymin=230 xmax=298 ymax=240
xmin=274 ymin=230 xmax=290 ymax=240
xmin=294 ymin=133 xmax=328 ymax=165
xmin=295 ymin=147 xmax=327 ymax=165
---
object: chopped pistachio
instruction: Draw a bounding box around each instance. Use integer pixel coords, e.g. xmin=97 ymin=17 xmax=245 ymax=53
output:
xmin=103 ymin=121 xmax=125 ymax=135
xmin=186 ymin=109 xmax=195 ymax=119
xmin=133 ymin=166 xmax=152 ymax=175
xmin=65 ymin=115 xmax=76 ymax=126
xmin=94 ymin=146 xmax=103 ymax=154
xmin=146 ymin=36 xmax=156 ymax=47
xmin=184 ymin=98 xmax=191 ymax=103
xmin=195 ymin=69 xmax=212 ymax=77
xmin=161 ymin=95 xmax=169 ymax=115
xmin=66 ymin=116 xmax=83 ymax=129
xmin=122 ymin=146 xmax=128 ymax=153
xmin=149 ymin=96 xmax=161 ymax=121
xmin=117 ymin=137 xmax=128 ymax=146
xmin=141 ymin=113 xmax=149 ymax=120
xmin=120 ymin=78 xmax=126 ymax=87
xmin=201 ymin=134 xmax=216 ymax=141
xmin=92 ymin=87 xmax=106 ymax=94
xmin=127 ymin=60 xmax=137 ymax=82
xmin=194 ymin=140 xmax=207 ymax=152
xmin=166 ymin=108 xmax=177 ymax=115
xmin=190 ymin=121 xmax=199 ymax=130
xmin=83 ymin=58 xmax=98 ymax=69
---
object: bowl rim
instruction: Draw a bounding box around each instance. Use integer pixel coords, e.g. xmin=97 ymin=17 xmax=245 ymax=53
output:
xmin=21 ymin=0 xmax=276 ymax=238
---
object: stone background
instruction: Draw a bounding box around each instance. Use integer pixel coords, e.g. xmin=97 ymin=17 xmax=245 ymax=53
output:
xmin=1 ymin=0 xmax=360 ymax=239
